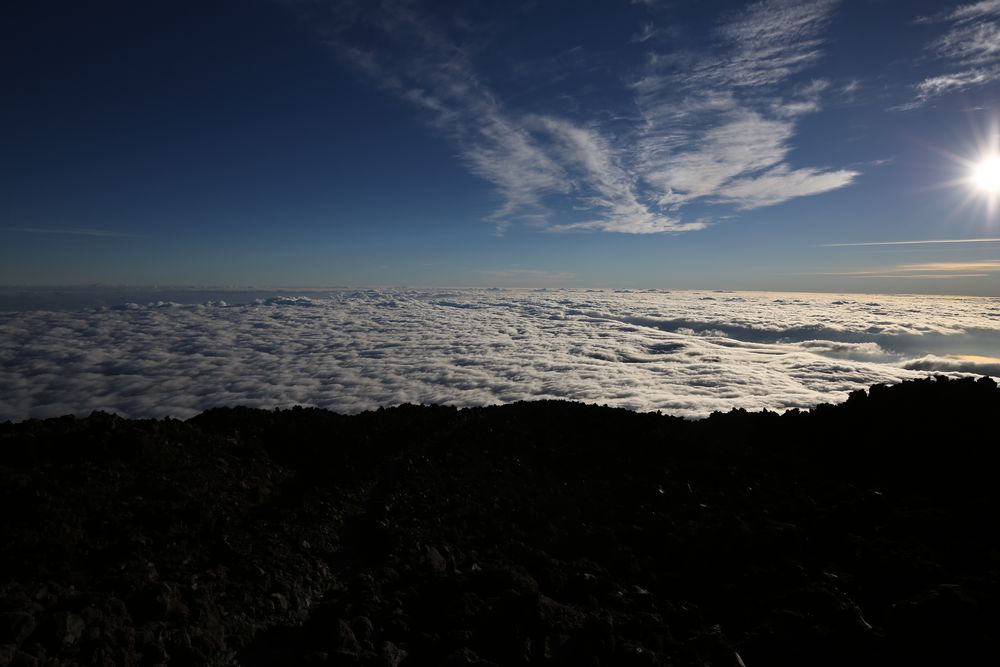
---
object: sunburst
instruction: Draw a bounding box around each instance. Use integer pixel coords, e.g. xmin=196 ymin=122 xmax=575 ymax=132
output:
xmin=926 ymin=115 xmax=1000 ymax=222
xmin=972 ymin=155 xmax=1000 ymax=194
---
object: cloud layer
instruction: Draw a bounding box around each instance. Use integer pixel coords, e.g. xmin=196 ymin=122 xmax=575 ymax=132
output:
xmin=296 ymin=0 xmax=857 ymax=233
xmin=3 ymin=289 xmax=998 ymax=421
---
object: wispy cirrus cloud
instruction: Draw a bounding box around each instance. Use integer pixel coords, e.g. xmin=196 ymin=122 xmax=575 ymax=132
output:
xmin=289 ymin=0 xmax=856 ymax=233
xmin=314 ymin=0 xmax=570 ymax=233
xmin=631 ymin=22 xmax=659 ymax=44
xmin=822 ymin=237 xmax=1000 ymax=247
xmin=903 ymin=0 xmax=1000 ymax=108
xmin=814 ymin=259 xmax=1000 ymax=279
xmin=635 ymin=0 xmax=858 ymax=211
xmin=530 ymin=116 xmax=706 ymax=234
xmin=896 ymin=260 xmax=1000 ymax=271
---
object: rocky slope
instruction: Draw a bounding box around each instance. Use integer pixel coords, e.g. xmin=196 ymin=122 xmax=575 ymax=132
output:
xmin=1 ymin=376 xmax=998 ymax=666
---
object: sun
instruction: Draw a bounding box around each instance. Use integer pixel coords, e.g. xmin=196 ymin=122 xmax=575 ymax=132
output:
xmin=972 ymin=156 xmax=1000 ymax=193
xmin=927 ymin=118 xmax=1000 ymax=220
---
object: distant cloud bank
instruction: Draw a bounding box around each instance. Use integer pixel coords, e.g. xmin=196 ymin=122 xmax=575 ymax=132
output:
xmin=2 ymin=289 xmax=998 ymax=421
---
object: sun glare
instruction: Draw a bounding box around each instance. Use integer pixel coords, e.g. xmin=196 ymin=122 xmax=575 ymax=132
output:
xmin=927 ymin=119 xmax=1000 ymax=219
xmin=973 ymin=156 xmax=1000 ymax=193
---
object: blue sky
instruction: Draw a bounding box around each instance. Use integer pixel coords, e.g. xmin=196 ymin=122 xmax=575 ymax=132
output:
xmin=2 ymin=0 xmax=1000 ymax=293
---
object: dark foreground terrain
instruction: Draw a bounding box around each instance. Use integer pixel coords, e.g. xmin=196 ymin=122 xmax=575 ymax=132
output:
xmin=2 ymin=377 xmax=999 ymax=666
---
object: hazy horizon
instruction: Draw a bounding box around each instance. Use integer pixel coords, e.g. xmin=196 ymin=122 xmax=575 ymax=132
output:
xmin=3 ymin=284 xmax=1000 ymax=313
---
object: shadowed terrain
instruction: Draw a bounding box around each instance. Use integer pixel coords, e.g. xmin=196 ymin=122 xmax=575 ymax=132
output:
xmin=1 ymin=376 xmax=998 ymax=666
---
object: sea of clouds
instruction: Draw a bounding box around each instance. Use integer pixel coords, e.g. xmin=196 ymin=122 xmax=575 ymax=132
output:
xmin=2 ymin=289 xmax=999 ymax=421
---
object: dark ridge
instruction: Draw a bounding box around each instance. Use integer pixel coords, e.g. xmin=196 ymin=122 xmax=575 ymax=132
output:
xmin=1 ymin=376 xmax=998 ymax=666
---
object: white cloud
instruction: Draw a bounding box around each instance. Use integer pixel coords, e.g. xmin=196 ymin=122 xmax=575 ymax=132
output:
xmin=2 ymin=289 xmax=998 ymax=422
xmin=327 ymin=2 xmax=570 ymax=232
xmin=934 ymin=30 xmax=1000 ymax=69
xmin=634 ymin=0 xmax=858 ymax=211
xmin=645 ymin=112 xmax=795 ymax=205
xmin=902 ymin=354 xmax=1000 ymax=376
xmin=322 ymin=1 xmax=694 ymax=234
xmin=530 ymin=116 xmax=693 ymax=233
xmin=812 ymin=259 xmax=1000 ymax=280
xmin=950 ymin=0 xmax=1000 ymax=20
xmin=631 ymin=22 xmax=659 ymax=43
xmin=896 ymin=260 xmax=1000 ymax=272
xmin=912 ymin=69 xmax=1000 ymax=104
xmin=713 ymin=0 xmax=839 ymax=87
xmin=822 ymin=237 xmax=1000 ymax=247
xmin=717 ymin=165 xmax=864 ymax=209
xmin=905 ymin=0 xmax=1000 ymax=107
xmin=290 ymin=0 xmax=857 ymax=234
xmin=797 ymin=339 xmax=893 ymax=360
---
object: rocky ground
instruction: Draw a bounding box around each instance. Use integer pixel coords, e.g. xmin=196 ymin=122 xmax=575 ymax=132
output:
xmin=1 ymin=376 xmax=999 ymax=666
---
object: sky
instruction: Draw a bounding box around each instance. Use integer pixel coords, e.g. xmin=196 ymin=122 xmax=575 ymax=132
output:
xmin=2 ymin=0 xmax=1000 ymax=294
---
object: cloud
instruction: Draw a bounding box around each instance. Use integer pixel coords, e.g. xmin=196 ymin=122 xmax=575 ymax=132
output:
xmin=822 ymin=237 xmax=1000 ymax=246
xmin=320 ymin=0 xmax=570 ymax=233
xmin=902 ymin=354 xmax=1000 ymax=377
xmin=634 ymin=0 xmax=858 ymax=211
xmin=814 ymin=259 xmax=1000 ymax=280
xmin=288 ymin=0 xmax=856 ymax=234
xmin=896 ymin=260 xmax=1000 ymax=271
xmin=2 ymin=289 xmax=998 ymax=422
xmin=711 ymin=163 xmax=857 ymax=209
xmin=797 ymin=339 xmax=894 ymax=361
xmin=631 ymin=23 xmax=659 ymax=44
xmin=847 ymin=274 xmax=990 ymax=279
xmin=713 ymin=0 xmax=838 ymax=87
xmin=529 ymin=116 xmax=697 ymax=233
xmin=904 ymin=0 xmax=1000 ymax=108
xmin=303 ymin=0 xmax=689 ymax=234
xmin=950 ymin=0 xmax=1000 ymax=21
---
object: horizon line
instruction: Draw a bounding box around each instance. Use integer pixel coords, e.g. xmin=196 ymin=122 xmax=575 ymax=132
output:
xmin=0 ymin=284 xmax=997 ymax=300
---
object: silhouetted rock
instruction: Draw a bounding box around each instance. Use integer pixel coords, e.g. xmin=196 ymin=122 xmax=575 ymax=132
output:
xmin=1 ymin=376 xmax=998 ymax=665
